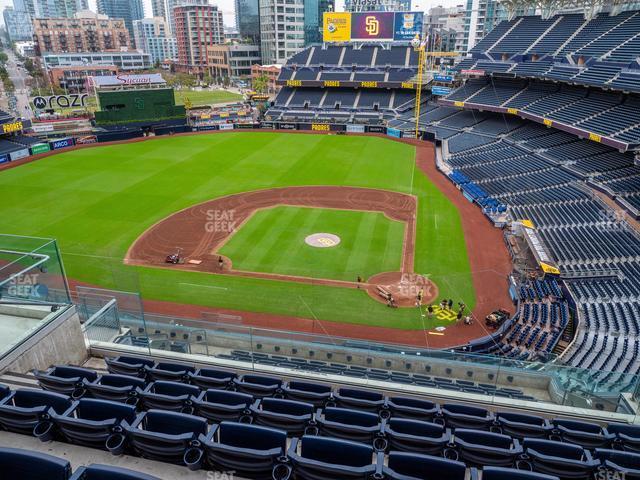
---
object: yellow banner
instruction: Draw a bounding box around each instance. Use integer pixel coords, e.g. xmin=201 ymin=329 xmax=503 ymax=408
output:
xmin=323 ymin=80 xmax=340 ymax=87
xmin=454 ymin=101 xmax=464 ymax=107
xmin=589 ymin=132 xmax=602 ymax=143
xmin=401 ymin=82 xmax=415 ymax=89
xmin=323 ymin=12 xmax=351 ymax=42
xmin=360 ymin=81 xmax=378 ymax=88
xmin=541 ymin=262 xmax=561 ymax=275
xmin=312 ymin=124 xmax=330 ymax=131
xmin=507 ymin=108 xmax=518 ymax=115
xmin=543 ymin=118 xmax=553 ymax=127
xmin=286 ymin=79 xmax=302 ymax=87
xmin=2 ymin=121 xmax=22 ymax=134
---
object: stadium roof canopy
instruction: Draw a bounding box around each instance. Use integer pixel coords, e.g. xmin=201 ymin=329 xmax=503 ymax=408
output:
xmin=500 ymin=0 xmax=640 ymax=19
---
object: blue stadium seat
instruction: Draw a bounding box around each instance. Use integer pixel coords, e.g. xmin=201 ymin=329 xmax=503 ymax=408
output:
xmin=287 ymin=435 xmax=382 ymax=480
xmin=233 ymin=374 xmax=283 ymax=398
xmin=0 ymin=447 xmax=71 ymax=480
xmin=69 ymin=464 xmax=160 ymax=480
xmin=144 ymin=362 xmax=195 ymax=383
xmin=138 ymin=381 xmax=200 ymax=413
xmin=250 ymin=397 xmax=315 ymax=435
xmin=440 ymin=403 xmax=495 ymax=429
xmin=83 ymin=374 xmax=146 ymax=405
xmin=282 ymin=381 xmax=332 ymax=407
xmin=105 ymin=356 xmax=155 ymax=378
xmin=333 ymin=387 xmax=385 ymax=413
xmin=0 ymin=389 xmax=72 ymax=437
xmin=551 ymin=418 xmax=610 ymax=449
xmin=495 ymin=412 xmax=553 ymax=439
xmin=482 ymin=467 xmax=559 ymax=480
xmin=51 ymin=398 xmax=136 ymax=453
xmin=449 ymin=429 xmax=522 ymax=467
xmin=199 ymin=421 xmax=287 ymax=478
xmin=383 ymin=417 xmax=451 ymax=455
xmin=187 ymin=368 xmax=236 ymax=390
xmin=387 ymin=396 xmax=439 ymax=421
xmin=317 ymin=407 xmax=385 ymax=450
xmin=192 ymin=389 xmax=253 ymax=423
xmin=0 ymin=384 xmax=10 ymax=400
xmin=594 ymin=449 xmax=640 ymax=479
xmin=607 ymin=423 xmax=640 ymax=453
xmin=521 ymin=438 xmax=598 ymax=479
xmin=122 ymin=410 xmax=208 ymax=470
xmin=383 ymin=451 xmax=475 ymax=480
xmin=33 ymin=366 xmax=98 ymax=398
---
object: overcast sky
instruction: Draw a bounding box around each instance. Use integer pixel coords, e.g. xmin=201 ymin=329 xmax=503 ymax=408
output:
xmin=0 ymin=0 xmax=465 ymax=27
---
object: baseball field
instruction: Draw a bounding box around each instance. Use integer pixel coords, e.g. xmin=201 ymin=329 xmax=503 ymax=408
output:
xmin=1 ymin=132 xmax=482 ymax=333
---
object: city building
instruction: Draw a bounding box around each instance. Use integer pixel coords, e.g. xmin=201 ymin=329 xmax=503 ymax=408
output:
xmin=235 ymin=0 xmax=260 ymax=43
xmin=41 ymin=51 xmax=152 ymax=71
xmin=165 ymin=0 xmax=209 ymax=35
xmin=15 ymin=41 xmax=36 ymax=57
xmin=462 ymin=0 xmax=510 ymax=51
xmin=14 ymin=0 xmax=36 ymax=16
xmin=344 ymin=0 xmax=410 ymax=11
xmin=151 ymin=0 xmax=166 ymax=19
xmin=174 ymin=4 xmax=225 ymax=73
xmin=207 ymin=43 xmax=261 ymax=81
xmin=259 ymin=0 xmax=334 ymax=65
xmin=33 ymin=14 xmax=131 ymax=54
xmin=34 ymin=0 xmax=89 ymax=18
xmin=133 ymin=17 xmax=178 ymax=65
xmin=424 ymin=5 xmax=466 ymax=52
xmin=3 ymin=7 xmax=33 ymax=43
xmin=251 ymin=63 xmax=280 ymax=93
xmin=96 ymin=0 xmax=144 ymax=48
xmin=48 ymin=65 xmax=118 ymax=92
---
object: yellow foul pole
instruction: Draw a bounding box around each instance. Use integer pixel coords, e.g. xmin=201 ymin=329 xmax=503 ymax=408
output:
xmin=413 ymin=38 xmax=426 ymax=139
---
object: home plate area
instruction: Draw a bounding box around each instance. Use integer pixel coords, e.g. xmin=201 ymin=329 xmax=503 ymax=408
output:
xmin=366 ymin=271 xmax=439 ymax=308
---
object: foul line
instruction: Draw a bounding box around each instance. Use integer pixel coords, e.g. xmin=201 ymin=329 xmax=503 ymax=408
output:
xmin=179 ymin=282 xmax=228 ymax=291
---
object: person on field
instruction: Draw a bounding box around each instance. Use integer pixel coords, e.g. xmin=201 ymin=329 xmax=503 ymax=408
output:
xmin=416 ymin=288 xmax=424 ymax=307
xmin=427 ymin=304 xmax=434 ymax=318
xmin=218 ymin=256 xmax=224 ymax=270
xmin=448 ymin=299 xmax=453 ymax=310
xmin=357 ymin=276 xmax=363 ymax=289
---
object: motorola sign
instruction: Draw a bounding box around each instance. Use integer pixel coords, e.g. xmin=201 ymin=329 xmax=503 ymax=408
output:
xmin=32 ymin=94 xmax=89 ymax=110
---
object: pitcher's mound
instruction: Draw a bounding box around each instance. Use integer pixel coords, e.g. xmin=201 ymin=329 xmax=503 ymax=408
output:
xmin=366 ymin=272 xmax=439 ymax=308
xmin=305 ymin=233 xmax=341 ymax=248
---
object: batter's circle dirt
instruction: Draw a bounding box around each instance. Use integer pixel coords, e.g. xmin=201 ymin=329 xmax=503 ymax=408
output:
xmin=366 ymin=271 xmax=438 ymax=308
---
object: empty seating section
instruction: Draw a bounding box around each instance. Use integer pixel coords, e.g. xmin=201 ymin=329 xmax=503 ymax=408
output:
xmin=529 ymin=15 xmax=585 ymax=54
xmin=490 ymin=16 xmax=557 ymax=54
xmin=3 ymin=359 xmax=638 ymax=480
xmin=341 ymin=46 xmax=374 ymax=66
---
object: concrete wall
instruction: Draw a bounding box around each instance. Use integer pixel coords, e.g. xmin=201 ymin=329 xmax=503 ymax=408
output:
xmin=0 ymin=306 xmax=87 ymax=373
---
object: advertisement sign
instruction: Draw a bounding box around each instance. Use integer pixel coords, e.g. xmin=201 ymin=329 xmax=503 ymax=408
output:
xmin=0 ymin=154 xmax=9 ymax=164
xmin=31 ymin=123 xmax=55 ymax=133
xmin=311 ymin=123 xmax=330 ymax=132
xmin=352 ymin=12 xmax=394 ymax=41
xmin=219 ymin=123 xmax=234 ymax=131
xmin=235 ymin=123 xmax=257 ymax=129
xmin=323 ymin=12 xmax=352 ymax=42
xmin=76 ymin=135 xmax=98 ymax=144
xmin=9 ymin=148 xmax=29 ymax=161
xmin=278 ymin=123 xmax=297 ymax=130
xmin=30 ymin=143 xmax=51 ymax=155
xmin=2 ymin=120 xmax=23 ymax=134
xmin=432 ymin=86 xmax=452 ymax=96
xmin=367 ymin=125 xmax=386 ymax=134
xmin=32 ymin=94 xmax=88 ymax=110
xmin=387 ymin=127 xmax=402 ymax=139
xmin=196 ymin=125 xmax=218 ymax=131
xmin=434 ymin=74 xmax=453 ymax=83
xmin=50 ymin=137 xmax=75 ymax=150
xmin=89 ymin=74 xmax=165 ymax=88
xmin=347 ymin=124 xmax=366 ymax=133
xmin=393 ymin=12 xmax=423 ymax=41
xmin=461 ymin=69 xmax=485 ymax=76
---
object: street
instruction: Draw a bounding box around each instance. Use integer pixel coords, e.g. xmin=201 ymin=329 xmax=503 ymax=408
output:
xmin=2 ymin=48 xmax=34 ymax=120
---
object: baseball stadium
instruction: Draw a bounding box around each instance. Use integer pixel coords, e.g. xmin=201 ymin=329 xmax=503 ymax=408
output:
xmin=0 ymin=2 xmax=639 ymax=480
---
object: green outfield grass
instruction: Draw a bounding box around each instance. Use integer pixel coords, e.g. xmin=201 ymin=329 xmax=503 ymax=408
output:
xmin=0 ymin=132 xmax=474 ymax=330
xmin=219 ymin=206 xmax=405 ymax=281
xmin=174 ymin=89 xmax=243 ymax=106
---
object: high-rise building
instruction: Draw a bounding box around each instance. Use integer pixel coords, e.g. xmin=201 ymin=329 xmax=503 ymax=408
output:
xmin=174 ymin=4 xmax=224 ymax=73
xmin=133 ymin=17 xmax=178 ymax=65
xmin=34 ymin=0 xmax=89 ymax=18
xmin=462 ymin=0 xmax=510 ymax=51
xmin=259 ymin=0 xmax=334 ymax=65
xmin=33 ymin=14 xmax=131 ymax=53
xmin=151 ymin=0 xmax=166 ymax=19
xmin=3 ymin=7 xmax=33 ymax=43
xmin=207 ymin=43 xmax=261 ymax=80
xmin=165 ymin=0 xmax=208 ymax=35
xmin=344 ymin=0 xmax=410 ymax=12
xmin=96 ymin=0 xmax=144 ymax=48
xmin=235 ymin=0 xmax=260 ymax=43
xmin=14 ymin=0 xmax=36 ymax=16
xmin=424 ymin=5 xmax=466 ymax=52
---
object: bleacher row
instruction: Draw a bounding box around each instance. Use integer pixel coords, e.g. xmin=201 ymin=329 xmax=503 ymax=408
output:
xmin=422 ymin=106 xmax=640 ymax=382
xmin=286 ymin=45 xmax=418 ymax=68
xmin=3 ymin=360 xmax=640 ymax=480
xmin=458 ymin=10 xmax=640 ymax=94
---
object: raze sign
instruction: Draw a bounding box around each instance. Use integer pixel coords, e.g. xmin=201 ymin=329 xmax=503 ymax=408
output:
xmin=32 ymin=94 xmax=89 ymax=110
xmin=323 ymin=11 xmax=423 ymax=42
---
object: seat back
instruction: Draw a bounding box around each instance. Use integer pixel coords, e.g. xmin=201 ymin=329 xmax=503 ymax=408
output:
xmin=555 ymin=418 xmax=602 ymax=434
xmin=260 ymin=397 xmax=314 ymax=416
xmin=96 ymin=374 xmax=146 ymax=390
xmin=10 ymin=389 xmax=72 ymax=414
xmin=218 ymin=421 xmax=287 ymax=451
xmin=594 ymin=448 xmax=640 ymax=470
xmin=523 ymin=438 xmax=584 ymax=460
xmin=482 ymin=466 xmax=560 ymax=480
xmin=147 ymin=381 xmax=200 ymax=397
xmin=288 ymin=381 xmax=332 ymax=394
xmin=387 ymin=452 xmax=467 ymax=480
xmin=50 ymin=366 xmax=98 ymax=381
xmin=338 ymin=387 xmax=383 ymax=402
xmin=456 ymin=429 xmax=512 ymax=449
xmin=324 ymin=407 xmax=380 ymax=428
xmin=142 ymin=410 xmax=208 ymax=436
xmin=73 ymin=398 xmax=137 ymax=423
xmin=0 ymin=447 xmax=71 ymax=480
xmin=241 ymin=375 xmax=281 ymax=387
xmin=69 ymin=464 xmax=161 ymax=480
xmin=444 ymin=403 xmax=488 ymax=417
xmin=388 ymin=417 xmax=445 ymax=438
xmin=203 ymin=390 xmax=252 ymax=406
xmin=498 ymin=411 xmax=545 ymax=426
xmin=299 ymin=435 xmax=374 ymax=467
